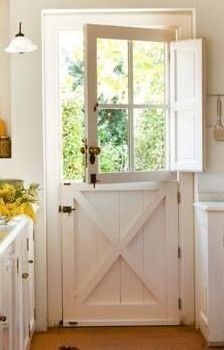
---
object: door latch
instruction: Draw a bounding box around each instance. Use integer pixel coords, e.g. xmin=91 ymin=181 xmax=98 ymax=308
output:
xmin=90 ymin=173 xmax=99 ymax=188
xmin=59 ymin=206 xmax=76 ymax=214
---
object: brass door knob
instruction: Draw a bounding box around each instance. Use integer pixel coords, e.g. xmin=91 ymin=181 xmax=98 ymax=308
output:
xmin=89 ymin=146 xmax=101 ymax=155
xmin=22 ymin=272 xmax=29 ymax=279
xmin=0 ymin=316 xmax=7 ymax=322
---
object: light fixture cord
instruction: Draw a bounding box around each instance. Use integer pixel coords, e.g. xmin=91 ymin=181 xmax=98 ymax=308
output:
xmin=15 ymin=22 xmax=24 ymax=37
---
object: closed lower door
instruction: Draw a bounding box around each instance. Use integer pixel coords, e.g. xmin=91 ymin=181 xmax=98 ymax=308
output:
xmin=61 ymin=181 xmax=180 ymax=326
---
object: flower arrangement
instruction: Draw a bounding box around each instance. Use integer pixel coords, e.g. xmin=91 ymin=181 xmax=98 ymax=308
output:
xmin=0 ymin=183 xmax=39 ymax=222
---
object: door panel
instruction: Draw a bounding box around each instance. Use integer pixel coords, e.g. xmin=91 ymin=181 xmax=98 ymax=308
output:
xmin=170 ymin=39 xmax=204 ymax=171
xmin=61 ymin=181 xmax=180 ymax=325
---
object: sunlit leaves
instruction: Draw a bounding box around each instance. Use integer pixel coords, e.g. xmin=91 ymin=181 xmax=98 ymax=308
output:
xmin=133 ymin=41 xmax=165 ymax=104
xmin=62 ymin=101 xmax=85 ymax=180
xmin=98 ymin=109 xmax=128 ymax=173
xmin=134 ymin=109 xmax=166 ymax=171
xmin=97 ymin=38 xmax=128 ymax=104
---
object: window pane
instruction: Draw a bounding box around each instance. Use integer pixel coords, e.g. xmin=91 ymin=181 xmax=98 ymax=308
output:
xmin=97 ymin=39 xmax=128 ymax=104
xmin=59 ymin=30 xmax=85 ymax=181
xmin=134 ymin=108 xmax=166 ymax=171
xmin=133 ymin=41 xmax=165 ymax=104
xmin=98 ymin=109 xmax=128 ymax=173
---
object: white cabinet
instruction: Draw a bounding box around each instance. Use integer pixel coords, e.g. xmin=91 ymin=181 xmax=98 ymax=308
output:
xmin=195 ymin=202 xmax=224 ymax=345
xmin=27 ymin=223 xmax=35 ymax=340
xmin=21 ymin=223 xmax=35 ymax=350
xmin=0 ymin=247 xmax=14 ymax=350
xmin=0 ymin=218 xmax=35 ymax=350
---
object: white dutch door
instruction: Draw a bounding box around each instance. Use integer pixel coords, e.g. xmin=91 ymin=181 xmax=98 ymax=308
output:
xmin=53 ymin=23 xmax=203 ymax=325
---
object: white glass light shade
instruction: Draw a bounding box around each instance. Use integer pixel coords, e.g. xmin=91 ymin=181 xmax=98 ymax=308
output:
xmin=5 ymin=36 xmax=37 ymax=54
xmin=5 ymin=22 xmax=37 ymax=54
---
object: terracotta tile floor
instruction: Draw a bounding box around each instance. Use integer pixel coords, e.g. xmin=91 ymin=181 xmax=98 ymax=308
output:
xmin=30 ymin=326 xmax=224 ymax=350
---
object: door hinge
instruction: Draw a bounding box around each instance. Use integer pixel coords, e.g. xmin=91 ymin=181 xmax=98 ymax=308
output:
xmin=178 ymin=297 xmax=182 ymax=310
xmin=33 ymin=230 xmax=35 ymax=241
xmin=59 ymin=206 xmax=76 ymax=214
xmin=178 ymin=246 xmax=181 ymax=259
xmin=26 ymin=237 xmax=29 ymax=251
xmin=177 ymin=191 xmax=181 ymax=204
xmin=59 ymin=346 xmax=80 ymax=350
xmin=68 ymin=321 xmax=79 ymax=326
xmin=34 ymin=308 xmax=36 ymax=320
xmin=28 ymin=325 xmax=31 ymax=338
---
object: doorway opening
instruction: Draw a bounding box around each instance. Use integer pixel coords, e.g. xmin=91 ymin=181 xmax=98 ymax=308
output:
xmin=43 ymin=9 xmax=196 ymax=327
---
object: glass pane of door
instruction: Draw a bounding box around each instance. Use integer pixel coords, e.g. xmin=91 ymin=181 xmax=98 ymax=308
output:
xmin=98 ymin=109 xmax=128 ymax=173
xmin=59 ymin=30 xmax=85 ymax=181
xmin=97 ymin=38 xmax=128 ymax=104
xmin=134 ymin=108 xmax=166 ymax=171
xmin=133 ymin=41 xmax=166 ymax=104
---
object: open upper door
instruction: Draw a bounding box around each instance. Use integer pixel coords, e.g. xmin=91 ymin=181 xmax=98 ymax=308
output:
xmin=84 ymin=23 xmax=175 ymax=184
xmin=170 ymin=39 xmax=204 ymax=172
xmin=84 ymin=24 xmax=204 ymax=184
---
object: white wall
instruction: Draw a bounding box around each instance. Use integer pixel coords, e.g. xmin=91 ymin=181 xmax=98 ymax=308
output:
xmin=196 ymin=0 xmax=224 ymax=193
xmin=0 ymin=0 xmax=10 ymax=134
xmin=1 ymin=0 xmax=224 ymax=328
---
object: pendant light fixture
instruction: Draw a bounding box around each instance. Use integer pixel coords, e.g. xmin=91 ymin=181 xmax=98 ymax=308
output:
xmin=5 ymin=22 xmax=37 ymax=54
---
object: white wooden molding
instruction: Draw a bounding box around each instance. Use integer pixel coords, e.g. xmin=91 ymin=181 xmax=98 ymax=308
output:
xmin=178 ymin=172 xmax=194 ymax=324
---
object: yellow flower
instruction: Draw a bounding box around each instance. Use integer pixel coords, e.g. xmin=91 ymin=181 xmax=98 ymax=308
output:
xmin=19 ymin=202 xmax=36 ymax=221
xmin=0 ymin=184 xmax=16 ymax=202
xmin=0 ymin=203 xmax=10 ymax=216
xmin=0 ymin=183 xmax=38 ymax=221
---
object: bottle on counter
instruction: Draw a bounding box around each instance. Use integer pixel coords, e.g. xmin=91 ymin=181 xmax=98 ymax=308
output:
xmin=0 ymin=118 xmax=6 ymax=137
xmin=0 ymin=118 xmax=11 ymax=158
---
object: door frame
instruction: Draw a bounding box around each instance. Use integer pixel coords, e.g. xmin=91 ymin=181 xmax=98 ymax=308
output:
xmin=42 ymin=8 xmax=195 ymax=327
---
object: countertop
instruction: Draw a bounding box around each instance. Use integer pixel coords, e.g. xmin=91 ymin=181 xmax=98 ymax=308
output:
xmin=0 ymin=216 xmax=30 ymax=256
xmin=194 ymin=201 xmax=224 ymax=211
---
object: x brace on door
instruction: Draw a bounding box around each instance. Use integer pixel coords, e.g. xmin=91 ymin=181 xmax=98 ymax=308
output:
xmin=73 ymin=191 xmax=165 ymax=303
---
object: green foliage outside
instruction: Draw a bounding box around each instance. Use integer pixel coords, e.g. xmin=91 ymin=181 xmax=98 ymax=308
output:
xmin=61 ymin=35 xmax=166 ymax=180
xmin=62 ymin=101 xmax=85 ymax=180
xmin=98 ymin=109 xmax=128 ymax=172
xmin=135 ymin=108 xmax=166 ymax=171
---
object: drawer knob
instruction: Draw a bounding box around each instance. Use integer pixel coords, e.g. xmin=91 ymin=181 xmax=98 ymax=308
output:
xmin=0 ymin=316 xmax=7 ymax=322
xmin=28 ymin=260 xmax=34 ymax=264
xmin=22 ymin=272 xmax=29 ymax=279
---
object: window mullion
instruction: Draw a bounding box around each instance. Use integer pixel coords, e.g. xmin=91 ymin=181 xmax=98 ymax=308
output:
xmin=97 ymin=103 xmax=167 ymax=109
xmin=128 ymin=40 xmax=134 ymax=172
